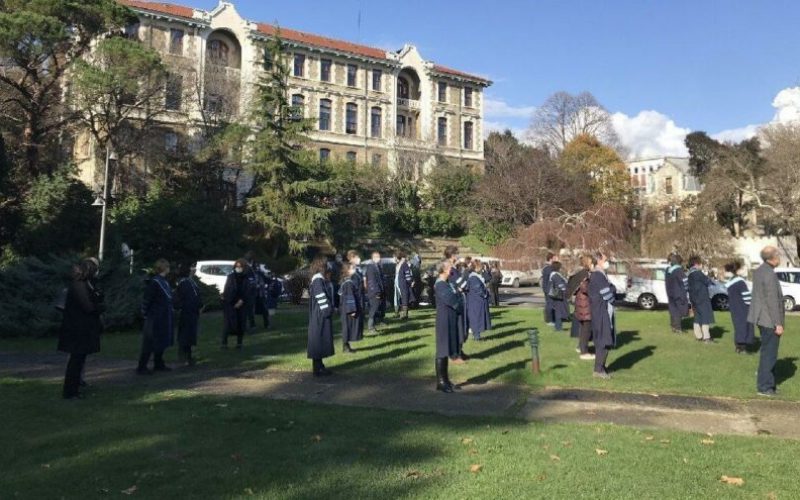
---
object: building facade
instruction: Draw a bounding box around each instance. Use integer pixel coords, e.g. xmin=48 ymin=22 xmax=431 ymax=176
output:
xmin=626 ymin=156 xmax=702 ymax=222
xmin=77 ymin=0 xmax=491 ymax=196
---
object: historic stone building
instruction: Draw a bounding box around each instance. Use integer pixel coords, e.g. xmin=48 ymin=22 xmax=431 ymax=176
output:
xmin=627 ymin=156 xmax=702 ymax=223
xmin=77 ymin=0 xmax=491 ymax=196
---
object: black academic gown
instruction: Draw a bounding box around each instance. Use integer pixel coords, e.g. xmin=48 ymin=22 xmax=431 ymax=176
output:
xmin=726 ymin=277 xmax=755 ymax=346
xmin=141 ymin=275 xmax=174 ymax=353
xmin=365 ymin=261 xmax=385 ymax=317
xmin=549 ymin=271 xmax=570 ymax=321
xmin=307 ymin=274 xmax=334 ymax=359
xmin=542 ymin=263 xmax=553 ymax=322
xmin=396 ymin=261 xmax=415 ymax=306
xmin=687 ymin=268 xmax=715 ymax=325
xmin=666 ymin=265 xmax=690 ymax=316
xmin=466 ymin=273 xmax=491 ymax=337
xmin=175 ymin=277 xmax=202 ymax=348
xmin=434 ymin=278 xmax=462 ymax=358
xmin=449 ymin=267 xmax=469 ymax=346
xmin=340 ymin=276 xmax=364 ymax=343
xmin=222 ymin=272 xmax=247 ymax=336
xmin=589 ymin=270 xmax=616 ymax=348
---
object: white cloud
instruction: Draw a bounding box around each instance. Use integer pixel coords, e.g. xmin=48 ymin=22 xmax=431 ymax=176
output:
xmin=711 ymin=124 xmax=760 ymax=143
xmin=483 ymin=120 xmax=527 ymax=139
xmin=611 ymin=110 xmax=691 ymax=159
xmin=772 ymin=87 xmax=800 ymax=123
xmin=484 ymin=97 xmax=536 ymax=119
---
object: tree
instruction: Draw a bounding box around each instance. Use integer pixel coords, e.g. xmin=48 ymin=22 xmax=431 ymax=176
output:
xmin=559 ymin=134 xmax=631 ymax=205
xmin=245 ymin=34 xmax=332 ymax=254
xmin=641 ymin=214 xmax=734 ymax=262
xmin=527 ymin=91 xmax=622 ymax=156
xmin=757 ymin=124 xmax=800 ymax=260
xmin=0 ymin=0 xmax=134 ymax=174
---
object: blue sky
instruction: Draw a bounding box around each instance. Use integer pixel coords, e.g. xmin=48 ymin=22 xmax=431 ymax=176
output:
xmin=189 ymin=0 xmax=800 ymax=156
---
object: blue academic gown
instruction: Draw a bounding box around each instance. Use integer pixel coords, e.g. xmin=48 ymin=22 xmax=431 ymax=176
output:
xmin=307 ymin=274 xmax=334 ymax=359
xmin=466 ymin=273 xmax=491 ymax=339
xmin=665 ymin=265 xmax=689 ymax=316
xmin=449 ymin=267 xmax=469 ymax=347
xmin=340 ymin=276 xmax=364 ymax=343
xmin=141 ymin=275 xmax=174 ymax=353
xmin=549 ymin=271 xmax=570 ymax=322
xmin=687 ymin=268 xmax=715 ymax=325
xmin=175 ymin=277 xmax=202 ymax=348
xmin=726 ymin=277 xmax=755 ymax=346
xmin=395 ymin=261 xmax=415 ymax=307
xmin=542 ymin=263 xmax=554 ymax=323
xmin=435 ymin=278 xmax=463 ymax=358
xmin=588 ymin=270 xmax=616 ymax=348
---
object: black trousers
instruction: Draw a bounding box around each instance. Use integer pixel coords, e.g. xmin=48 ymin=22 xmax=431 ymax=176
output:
xmin=544 ymin=297 xmax=554 ymax=323
xmin=489 ymin=284 xmax=500 ymax=306
xmin=594 ymin=344 xmax=610 ymax=373
xmin=668 ymin=301 xmax=683 ymax=330
xmin=367 ymin=295 xmax=383 ymax=329
xmin=63 ymin=353 xmax=87 ymax=398
xmin=577 ymin=321 xmax=592 ymax=353
xmin=757 ymin=326 xmax=781 ymax=392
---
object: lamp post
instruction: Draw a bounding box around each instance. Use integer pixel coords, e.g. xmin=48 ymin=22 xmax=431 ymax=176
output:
xmin=93 ymin=144 xmax=116 ymax=262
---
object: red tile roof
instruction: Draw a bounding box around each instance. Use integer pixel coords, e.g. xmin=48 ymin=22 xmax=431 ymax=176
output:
xmin=433 ymin=64 xmax=490 ymax=84
xmin=119 ymin=0 xmax=196 ymax=19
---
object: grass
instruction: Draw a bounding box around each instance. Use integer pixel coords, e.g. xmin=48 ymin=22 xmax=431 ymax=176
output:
xmin=3 ymin=305 xmax=798 ymax=400
xmin=2 ymin=377 xmax=799 ymax=499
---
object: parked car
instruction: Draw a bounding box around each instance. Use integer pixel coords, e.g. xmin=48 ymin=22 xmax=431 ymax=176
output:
xmin=775 ymin=267 xmax=800 ymax=311
xmin=624 ymin=264 xmax=729 ymax=311
xmin=196 ymin=260 xmax=235 ymax=293
xmin=502 ymin=269 xmax=540 ymax=288
xmin=607 ymin=260 xmax=632 ymax=298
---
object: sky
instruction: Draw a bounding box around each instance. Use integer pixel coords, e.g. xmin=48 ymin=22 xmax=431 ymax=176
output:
xmin=187 ymin=0 xmax=800 ymax=158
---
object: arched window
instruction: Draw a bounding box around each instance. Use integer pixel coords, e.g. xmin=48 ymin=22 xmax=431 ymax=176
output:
xmin=398 ymin=77 xmax=409 ymax=100
xmin=346 ymin=102 xmax=358 ymax=135
xmin=320 ymin=148 xmax=330 ymax=162
xmin=207 ymin=39 xmax=229 ymax=66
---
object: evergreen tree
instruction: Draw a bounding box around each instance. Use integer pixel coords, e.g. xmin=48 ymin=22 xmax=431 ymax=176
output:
xmin=245 ymin=34 xmax=333 ymax=254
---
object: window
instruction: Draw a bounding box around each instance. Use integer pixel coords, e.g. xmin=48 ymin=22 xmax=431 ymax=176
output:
xmin=319 ymin=148 xmax=330 ymax=162
xmin=463 ymin=121 xmax=473 ymax=149
xmin=634 ymin=167 xmax=639 ymax=174
xmin=319 ymin=99 xmax=332 ymax=131
xmin=164 ymin=132 xmax=178 ymax=153
xmin=124 ymin=23 xmax=140 ymax=40
xmin=464 ymin=87 xmax=473 ymax=107
xmin=169 ymin=29 xmax=184 ymax=55
xmin=665 ymin=176 xmax=673 ymax=195
xmin=320 ymin=59 xmax=332 ymax=82
xmin=370 ymin=107 xmax=382 ymax=138
xmin=347 ymin=64 xmax=357 ymax=87
xmin=408 ymin=116 xmax=413 ymax=136
xmin=293 ymin=53 xmax=305 ymax=77
xmin=291 ymin=94 xmax=305 ymax=120
xmin=438 ymin=81 xmax=447 ymax=102
xmin=396 ymin=115 xmax=406 ymax=137
xmin=398 ymin=77 xmax=409 ymax=99
xmin=207 ymin=40 xmax=229 ymax=66
xmin=346 ymin=151 xmax=357 ymax=162
xmin=437 ymin=117 xmax=447 ymax=146
xmin=346 ymin=102 xmax=358 ymax=134
xmin=371 ymin=153 xmax=382 ymax=166
xmin=262 ymin=47 xmax=273 ymax=71
xmin=165 ymin=74 xmax=183 ymax=111
xmin=372 ymin=69 xmax=382 ymax=91
xmin=204 ymin=93 xmax=223 ymax=114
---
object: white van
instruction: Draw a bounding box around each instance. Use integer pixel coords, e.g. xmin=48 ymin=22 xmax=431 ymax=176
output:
xmin=625 ymin=264 xmax=729 ymax=311
xmin=774 ymin=267 xmax=800 ymax=311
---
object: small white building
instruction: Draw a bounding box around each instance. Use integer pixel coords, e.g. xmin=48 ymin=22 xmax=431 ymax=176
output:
xmin=627 ymin=156 xmax=702 ymax=222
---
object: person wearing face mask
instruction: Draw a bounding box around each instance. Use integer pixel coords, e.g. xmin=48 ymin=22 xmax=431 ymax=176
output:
xmin=724 ymin=261 xmax=755 ymax=354
xmin=221 ymin=258 xmax=248 ymax=350
xmin=588 ymin=251 xmax=616 ymax=379
xmin=308 ymin=257 xmax=335 ymax=376
xmin=175 ymin=262 xmax=203 ymax=366
xmin=138 ymin=259 xmax=175 ymax=375
xmin=665 ymin=253 xmax=689 ymax=334
xmin=687 ymin=255 xmax=715 ymax=344
xmin=394 ymin=251 xmax=415 ymax=321
xmin=541 ymin=252 xmax=557 ymax=327
xmin=339 ymin=262 xmax=363 ymax=353
xmin=364 ymin=251 xmax=385 ymax=333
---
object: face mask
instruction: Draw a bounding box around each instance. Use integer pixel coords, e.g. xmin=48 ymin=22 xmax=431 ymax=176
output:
xmin=372 ymin=257 xmax=380 ymax=264
xmin=737 ymin=268 xmax=747 ymax=277
xmin=601 ymin=261 xmax=610 ymax=271
xmin=353 ymin=257 xmax=361 ymax=266
xmin=235 ymin=267 xmax=243 ymax=274
xmin=724 ymin=271 xmax=734 ymax=279
xmin=335 ymin=256 xmax=342 ymax=263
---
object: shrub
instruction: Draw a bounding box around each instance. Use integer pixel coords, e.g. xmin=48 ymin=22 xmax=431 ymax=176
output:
xmin=418 ymin=210 xmax=465 ymax=237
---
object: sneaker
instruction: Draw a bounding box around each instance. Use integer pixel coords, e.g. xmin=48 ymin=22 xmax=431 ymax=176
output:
xmin=546 ymin=322 xmax=555 ymax=327
xmin=579 ymin=353 xmax=596 ymax=360
xmin=703 ymin=338 xmax=715 ymax=344
xmin=592 ymin=371 xmax=612 ymax=379
xmin=575 ymin=347 xmax=581 ymax=353
xmin=451 ymin=357 xmax=466 ymax=365
xmin=757 ymin=390 xmax=776 ymax=397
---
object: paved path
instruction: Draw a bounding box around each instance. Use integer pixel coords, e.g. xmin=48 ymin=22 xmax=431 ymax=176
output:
xmin=3 ymin=351 xmax=798 ymax=440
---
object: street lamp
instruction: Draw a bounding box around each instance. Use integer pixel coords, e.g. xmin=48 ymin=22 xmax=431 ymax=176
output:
xmin=95 ymin=144 xmax=117 ymax=262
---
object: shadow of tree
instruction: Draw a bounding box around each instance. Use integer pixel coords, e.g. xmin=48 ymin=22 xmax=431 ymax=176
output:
xmin=333 ymin=345 xmax=425 ymax=371
xmin=614 ymin=331 xmax=640 ymax=348
xmin=461 ymin=359 xmax=529 ymax=386
xmin=351 ymin=335 xmax=426 ymax=353
xmin=470 ymin=340 xmax=525 ymax=360
xmin=483 ymin=326 xmax=528 ymax=342
xmin=776 ymin=357 xmax=799 ymax=386
xmin=607 ymin=345 xmax=656 ymax=372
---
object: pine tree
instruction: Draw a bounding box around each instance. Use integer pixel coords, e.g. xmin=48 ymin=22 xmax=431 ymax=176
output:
xmin=246 ymin=33 xmax=333 ymax=254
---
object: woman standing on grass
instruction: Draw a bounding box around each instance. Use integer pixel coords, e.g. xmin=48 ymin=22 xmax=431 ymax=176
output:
xmin=687 ymin=255 xmax=715 ymax=343
xmin=466 ymin=260 xmax=491 ymax=341
xmin=58 ymin=259 xmax=103 ymax=399
xmin=339 ymin=262 xmax=363 ymax=354
xmin=137 ymin=259 xmax=174 ymax=375
xmin=175 ymin=263 xmax=203 ymax=367
xmin=394 ymin=251 xmax=415 ymax=321
xmin=434 ymin=260 xmax=462 ymax=393
xmin=221 ymin=259 xmax=248 ymax=350
xmin=724 ymin=261 xmax=755 ymax=354
xmin=568 ymin=254 xmax=594 ymax=360
xmin=307 ymin=257 xmax=335 ymax=376
xmin=548 ymin=261 xmax=569 ymax=332
xmin=589 ymin=252 xmax=616 ymax=379
xmin=665 ymin=253 xmax=689 ymax=334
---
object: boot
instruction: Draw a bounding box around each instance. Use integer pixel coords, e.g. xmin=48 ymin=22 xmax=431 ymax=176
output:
xmin=136 ymin=352 xmax=152 ymax=375
xmin=436 ymin=358 xmax=453 ymax=393
xmin=343 ymin=342 xmax=356 ymax=354
xmin=313 ymin=359 xmax=333 ymax=377
xmin=153 ymin=352 xmax=172 ymax=372
xmin=442 ymin=356 xmax=460 ymax=391
xmin=401 ymin=306 xmax=409 ymax=321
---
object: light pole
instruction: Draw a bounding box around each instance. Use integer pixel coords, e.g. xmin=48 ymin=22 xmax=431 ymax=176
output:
xmin=92 ymin=144 xmax=116 ymax=262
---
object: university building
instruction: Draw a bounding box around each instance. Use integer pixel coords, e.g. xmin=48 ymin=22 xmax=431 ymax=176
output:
xmin=626 ymin=156 xmax=702 ymax=223
xmin=76 ymin=0 xmax=491 ymax=197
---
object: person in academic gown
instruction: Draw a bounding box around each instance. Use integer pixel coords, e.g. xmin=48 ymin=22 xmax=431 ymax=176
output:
xmin=307 ymin=258 xmax=335 ymax=376
xmin=365 ymin=251 xmax=385 ymax=333
xmin=724 ymin=261 xmax=755 ymax=353
xmin=548 ymin=261 xmax=570 ymax=331
xmin=466 ymin=260 xmax=491 ymax=341
xmin=687 ymin=255 xmax=715 ymax=343
xmin=175 ymin=263 xmax=203 ymax=366
xmin=665 ymin=253 xmax=689 ymax=334
xmin=589 ymin=252 xmax=617 ymax=379
xmin=263 ymin=271 xmax=283 ymax=329
xmin=434 ymin=260 xmax=463 ymax=393
xmin=489 ymin=261 xmax=503 ymax=307
xmin=451 ymin=260 xmax=470 ymax=361
xmin=541 ymin=252 xmax=557 ymax=325
xmin=567 ymin=254 xmax=594 ymax=359
xmin=339 ymin=262 xmax=364 ymax=353
xmin=138 ymin=259 xmax=175 ymax=375
xmin=395 ymin=252 xmax=415 ymax=320
xmin=221 ymin=259 xmax=248 ymax=349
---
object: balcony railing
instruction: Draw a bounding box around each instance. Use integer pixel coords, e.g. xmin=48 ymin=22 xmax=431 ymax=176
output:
xmin=397 ymin=97 xmax=421 ymax=110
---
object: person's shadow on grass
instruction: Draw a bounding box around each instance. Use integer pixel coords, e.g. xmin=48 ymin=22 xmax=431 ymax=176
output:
xmin=776 ymin=357 xmax=798 ymax=386
xmin=607 ymin=345 xmax=656 ymax=372
xmin=614 ymin=331 xmax=640 ymax=348
xmin=461 ymin=359 xmax=529 ymax=386
xmin=469 ymin=340 xmax=525 ymax=360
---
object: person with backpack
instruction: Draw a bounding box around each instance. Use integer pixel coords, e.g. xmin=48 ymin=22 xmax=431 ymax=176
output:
xmin=548 ymin=261 xmax=569 ymax=332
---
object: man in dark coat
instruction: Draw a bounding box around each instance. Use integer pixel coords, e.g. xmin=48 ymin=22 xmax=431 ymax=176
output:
xmin=443 ymin=246 xmax=468 ymax=362
xmin=748 ymin=246 xmax=786 ymax=396
xmin=665 ymin=253 xmax=689 ymax=334
xmin=365 ymin=251 xmax=385 ymax=333
xmin=175 ymin=263 xmax=203 ymax=366
xmin=221 ymin=259 xmax=248 ymax=349
xmin=466 ymin=262 xmax=491 ymax=340
xmin=589 ymin=252 xmax=616 ymax=379
xmin=434 ymin=260 xmax=463 ymax=393
xmin=687 ymin=255 xmax=714 ymax=343
xmin=138 ymin=259 xmax=175 ymax=375
xmin=489 ymin=262 xmax=503 ymax=307
xmin=541 ymin=252 xmax=557 ymax=326
xmin=307 ymin=259 xmax=335 ymax=376
xmin=339 ymin=262 xmax=363 ymax=353
xmin=548 ymin=262 xmax=570 ymax=331
xmin=724 ymin=261 xmax=755 ymax=354
xmin=243 ymin=253 xmax=258 ymax=331
xmin=58 ymin=258 xmax=103 ymax=399
xmin=395 ymin=252 xmax=415 ymax=320
xmin=263 ymin=271 xmax=283 ymax=329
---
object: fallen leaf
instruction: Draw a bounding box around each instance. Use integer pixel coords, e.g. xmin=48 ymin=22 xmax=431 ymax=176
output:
xmin=468 ymin=448 xmax=479 ymax=455
xmin=404 ymin=470 xmax=421 ymax=479
xmin=595 ymin=449 xmax=608 ymax=456
xmin=549 ymin=455 xmax=561 ymax=462
xmin=121 ymin=485 xmax=138 ymax=495
xmin=244 ymin=488 xmax=254 ymax=495
xmin=660 ymin=439 xmax=671 ymax=444
xmin=215 ymin=403 xmax=228 ymax=408
xmin=562 ymin=441 xmax=572 ymax=447
xmin=501 ymin=429 xmax=510 ymax=435
xmin=41 ymin=464 xmax=50 ymax=469
xmin=469 ymin=464 xmax=483 ymax=473
xmin=461 ymin=438 xmax=474 ymax=445
xmin=701 ymin=439 xmax=715 ymax=445
xmin=311 ymin=434 xmax=323 ymax=442
xmin=720 ymin=476 xmax=745 ymax=486
xmin=683 ymin=458 xmax=689 ymax=464
xmin=265 ymin=428 xmax=277 ymax=433
xmin=644 ymin=436 xmax=655 ymax=441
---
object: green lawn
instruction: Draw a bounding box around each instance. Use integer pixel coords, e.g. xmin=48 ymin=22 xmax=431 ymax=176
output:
xmin=2 ymin=377 xmax=798 ymax=499
xmin=3 ymin=305 xmax=799 ymax=400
